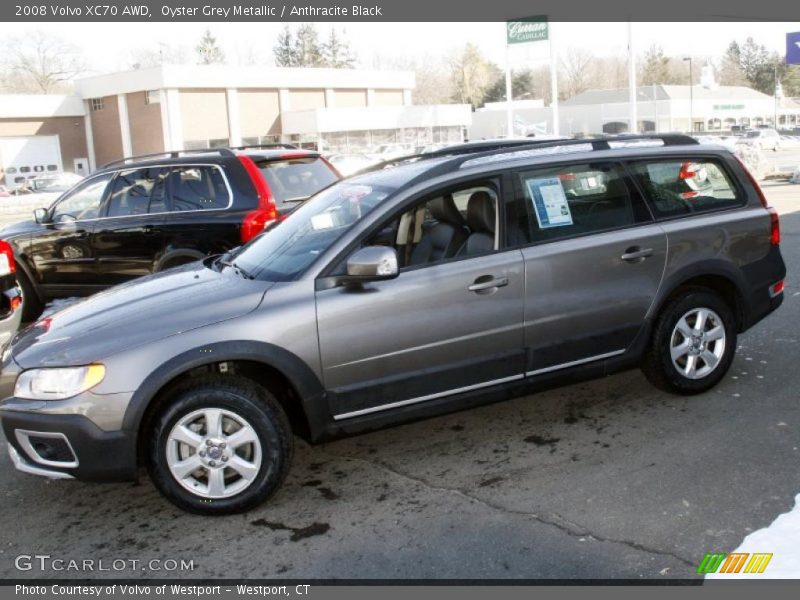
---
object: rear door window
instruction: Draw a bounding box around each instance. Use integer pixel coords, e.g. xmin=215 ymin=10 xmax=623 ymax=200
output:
xmin=509 ymin=162 xmax=652 ymax=245
xmin=105 ymin=168 xmax=168 ymax=217
xmin=257 ymin=157 xmax=338 ymax=209
xmin=167 ymin=166 xmax=230 ymax=212
xmin=628 ymin=158 xmax=742 ymax=219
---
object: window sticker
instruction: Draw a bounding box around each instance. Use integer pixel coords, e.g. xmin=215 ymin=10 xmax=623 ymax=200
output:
xmin=525 ymin=177 xmax=574 ymax=228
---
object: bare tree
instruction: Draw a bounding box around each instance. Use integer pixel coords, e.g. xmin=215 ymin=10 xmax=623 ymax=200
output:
xmin=448 ymin=43 xmax=497 ymax=108
xmin=559 ymin=48 xmax=595 ymax=99
xmin=0 ymin=31 xmax=86 ymax=93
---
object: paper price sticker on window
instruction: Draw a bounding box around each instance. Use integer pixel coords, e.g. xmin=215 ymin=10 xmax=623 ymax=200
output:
xmin=525 ymin=177 xmax=573 ymax=229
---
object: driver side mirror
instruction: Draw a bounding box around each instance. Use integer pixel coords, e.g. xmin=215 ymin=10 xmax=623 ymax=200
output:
xmin=344 ymin=246 xmax=399 ymax=283
xmin=33 ymin=208 xmax=49 ymax=224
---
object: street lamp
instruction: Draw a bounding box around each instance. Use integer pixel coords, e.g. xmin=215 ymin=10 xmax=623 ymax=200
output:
xmin=683 ymin=56 xmax=693 ymax=133
xmin=774 ymin=66 xmax=780 ymax=130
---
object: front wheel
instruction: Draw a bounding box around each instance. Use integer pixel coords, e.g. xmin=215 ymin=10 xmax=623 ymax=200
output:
xmin=642 ymin=289 xmax=737 ymax=395
xmin=147 ymin=376 xmax=294 ymax=515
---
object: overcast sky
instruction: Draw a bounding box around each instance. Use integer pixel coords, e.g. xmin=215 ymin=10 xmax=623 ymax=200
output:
xmin=13 ymin=21 xmax=800 ymax=74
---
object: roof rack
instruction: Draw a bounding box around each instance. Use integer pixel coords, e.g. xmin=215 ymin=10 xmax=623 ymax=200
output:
xmin=359 ymin=139 xmax=550 ymax=174
xmin=101 ymin=147 xmax=237 ymax=169
xmin=230 ymin=143 xmax=298 ymax=151
xmin=375 ymin=133 xmax=699 ymax=180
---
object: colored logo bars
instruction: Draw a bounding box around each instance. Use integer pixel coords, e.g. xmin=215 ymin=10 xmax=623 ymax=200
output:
xmin=697 ymin=552 xmax=773 ymax=574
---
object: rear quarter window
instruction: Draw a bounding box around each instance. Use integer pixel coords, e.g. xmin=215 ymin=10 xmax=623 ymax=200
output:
xmin=628 ymin=158 xmax=743 ymax=219
xmin=167 ymin=166 xmax=230 ymax=212
xmin=257 ymin=157 xmax=338 ymax=208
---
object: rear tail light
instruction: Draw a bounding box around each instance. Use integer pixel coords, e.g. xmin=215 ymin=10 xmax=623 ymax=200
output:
xmin=0 ymin=240 xmax=16 ymax=277
xmin=769 ymin=280 xmax=785 ymax=298
xmin=678 ymin=162 xmax=699 ymax=179
xmin=768 ymin=207 xmax=780 ymax=246
xmin=734 ymin=155 xmax=780 ymax=246
xmin=237 ymin=155 xmax=279 ymax=243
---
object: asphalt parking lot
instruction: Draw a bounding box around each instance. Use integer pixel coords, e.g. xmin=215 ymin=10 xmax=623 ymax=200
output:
xmin=0 ymin=182 xmax=798 ymax=581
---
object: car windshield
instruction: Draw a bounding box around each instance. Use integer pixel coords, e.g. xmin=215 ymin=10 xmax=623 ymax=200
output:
xmin=745 ymin=131 xmax=760 ymax=138
xmin=257 ymin=157 xmax=339 ymax=207
xmin=230 ymin=181 xmax=392 ymax=281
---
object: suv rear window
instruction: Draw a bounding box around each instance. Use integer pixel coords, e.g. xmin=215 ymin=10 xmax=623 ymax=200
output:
xmin=628 ymin=158 xmax=741 ymax=219
xmin=257 ymin=157 xmax=338 ymax=208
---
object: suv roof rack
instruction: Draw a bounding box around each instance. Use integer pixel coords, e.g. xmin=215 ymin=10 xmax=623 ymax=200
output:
xmin=230 ymin=143 xmax=298 ymax=151
xmin=102 ymin=147 xmax=238 ymax=169
xmin=362 ymin=133 xmax=700 ymax=177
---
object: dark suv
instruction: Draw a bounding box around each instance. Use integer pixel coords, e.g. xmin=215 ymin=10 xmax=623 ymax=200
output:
xmin=0 ymin=147 xmax=340 ymax=321
xmin=0 ymin=135 xmax=785 ymax=514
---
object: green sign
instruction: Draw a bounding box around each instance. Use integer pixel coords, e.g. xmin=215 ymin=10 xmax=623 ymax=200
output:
xmin=713 ymin=104 xmax=746 ymax=111
xmin=507 ymin=16 xmax=549 ymax=44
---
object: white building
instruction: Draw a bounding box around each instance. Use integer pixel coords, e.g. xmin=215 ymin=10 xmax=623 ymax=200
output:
xmin=469 ymin=86 xmax=800 ymax=139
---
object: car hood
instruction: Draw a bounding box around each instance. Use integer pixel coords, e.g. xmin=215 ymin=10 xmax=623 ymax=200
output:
xmin=11 ymin=262 xmax=273 ymax=368
xmin=0 ymin=219 xmax=42 ymax=239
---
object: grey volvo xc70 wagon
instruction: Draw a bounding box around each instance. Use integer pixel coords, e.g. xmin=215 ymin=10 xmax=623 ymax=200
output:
xmin=0 ymin=135 xmax=786 ymax=514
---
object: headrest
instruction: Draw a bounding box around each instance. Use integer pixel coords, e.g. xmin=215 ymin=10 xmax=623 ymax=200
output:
xmin=466 ymin=191 xmax=495 ymax=233
xmin=429 ymin=194 xmax=464 ymax=226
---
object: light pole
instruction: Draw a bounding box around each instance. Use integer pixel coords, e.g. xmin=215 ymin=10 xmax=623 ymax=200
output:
xmin=683 ymin=56 xmax=693 ymax=133
xmin=774 ymin=66 xmax=780 ymax=130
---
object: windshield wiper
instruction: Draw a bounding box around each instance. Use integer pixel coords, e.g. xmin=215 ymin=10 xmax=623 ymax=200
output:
xmin=282 ymin=196 xmax=309 ymax=204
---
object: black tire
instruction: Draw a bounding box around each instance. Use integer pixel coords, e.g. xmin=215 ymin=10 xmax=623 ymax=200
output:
xmin=15 ymin=268 xmax=44 ymax=322
xmin=641 ymin=288 xmax=737 ymax=395
xmin=147 ymin=375 xmax=294 ymax=515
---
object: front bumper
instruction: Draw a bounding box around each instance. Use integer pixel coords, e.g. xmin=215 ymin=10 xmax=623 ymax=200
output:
xmin=1 ymin=408 xmax=138 ymax=482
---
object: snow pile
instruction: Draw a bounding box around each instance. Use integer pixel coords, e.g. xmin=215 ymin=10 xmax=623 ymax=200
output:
xmin=706 ymin=492 xmax=800 ymax=579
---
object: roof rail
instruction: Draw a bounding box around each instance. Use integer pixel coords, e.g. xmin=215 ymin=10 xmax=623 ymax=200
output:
xmin=101 ymin=147 xmax=237 ymax=169
xmin=230 ymin=143 xmax=298 ymax=151
xmin=430 ymin=134 xmax=701 ymax=174
xmin=359 ymin=139 xmax=551 ymax=174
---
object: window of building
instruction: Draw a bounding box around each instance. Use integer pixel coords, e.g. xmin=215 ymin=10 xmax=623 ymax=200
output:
xmin=144 ymin=90 xmax=160 ymax=105
xmin=90 ymin=98 xmax=105 ymax=111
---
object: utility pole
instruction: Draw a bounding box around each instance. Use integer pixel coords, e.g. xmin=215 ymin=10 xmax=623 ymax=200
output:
xmin=627 ymin=22 xmax=637 ymax=134
xmin=683 ymin=56 xmax=693 ymax=132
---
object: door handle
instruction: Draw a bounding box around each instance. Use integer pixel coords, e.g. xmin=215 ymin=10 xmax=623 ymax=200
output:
xmin=620 ymin=247 xmax=654 ymax=262
xmin=468 ymin=276 xmax=509 ymax=292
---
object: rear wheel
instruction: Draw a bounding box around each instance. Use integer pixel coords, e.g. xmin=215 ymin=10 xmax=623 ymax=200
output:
xmin=147 ymin=376 xmax=293 ymax=515
xmin=642 ymin=289 xmax=737 ymax=395
xmin=15 ymin=268 xmax=44 ymax=322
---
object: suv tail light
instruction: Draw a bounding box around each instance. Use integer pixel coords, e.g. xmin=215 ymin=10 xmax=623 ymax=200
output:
xmin=237 ymin=155 xmax=278 ymax=243
xmin=734 ymin=155 xmax=780 ymax=246
xmin=0 ymin=240 xmax=16 ymax=277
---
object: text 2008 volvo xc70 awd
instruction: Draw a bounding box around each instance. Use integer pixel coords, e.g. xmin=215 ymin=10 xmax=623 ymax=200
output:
xmin=0 ymin=136 xmax=785 ymax=514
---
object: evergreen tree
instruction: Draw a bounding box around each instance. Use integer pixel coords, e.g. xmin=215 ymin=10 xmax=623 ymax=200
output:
xmin=321 ymin=28 xmax=355 ymax=68
xmin=195 ymin=29 xmax=225 ymax=65
xmin=639 ymin=44 xmax=673 ymax=85
xmin=294 ymin=24 xmax=324 ymax=67
xmin=273 ymin=25 xmax=297 ymax=67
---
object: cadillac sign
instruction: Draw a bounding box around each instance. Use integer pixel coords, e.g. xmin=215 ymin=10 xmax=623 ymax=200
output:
xmin=507 ymin=17 xmax=549 ymax=44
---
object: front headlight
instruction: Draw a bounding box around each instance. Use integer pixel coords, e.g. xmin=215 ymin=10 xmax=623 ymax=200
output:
xmin=14 ymin=365 xmax=106 ymax=401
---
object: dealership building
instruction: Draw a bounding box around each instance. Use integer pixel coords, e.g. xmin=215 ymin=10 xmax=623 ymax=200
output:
xmin=0 ymin=64 xmax=471 ymax=189
xmin=470 ymin=84 xmax=800 ymax=139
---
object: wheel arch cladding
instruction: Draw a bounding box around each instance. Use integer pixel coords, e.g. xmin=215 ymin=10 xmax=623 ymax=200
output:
xmin=125 ymin=341 xmax=328 ymax=455
xmin=650 ymin=260 xmax=748 ymax=332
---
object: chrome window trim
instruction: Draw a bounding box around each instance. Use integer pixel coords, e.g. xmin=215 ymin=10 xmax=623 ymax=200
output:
xmin=50 ymin=163 xmax=235 ymax=224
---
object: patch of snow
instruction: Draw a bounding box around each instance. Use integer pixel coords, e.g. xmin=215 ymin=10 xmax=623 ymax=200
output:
xmin=706 ymin=493 xmax=800 ymax=579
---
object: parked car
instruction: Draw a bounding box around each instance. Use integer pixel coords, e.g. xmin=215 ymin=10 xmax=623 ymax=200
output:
xmin=0 ymin=134 xmax=784 ymax=514
xmin=741 ymin=128 xmax=781 ymax=151
xmin=0 ymin=185 xmax=10 ymax=198
xmin=0 ymin=146 xmax=340 ymax=321
xmin=0 ymin=240 xmax=22 ymax=348
xmin=326 ymin=153 xmax=379 ymax=177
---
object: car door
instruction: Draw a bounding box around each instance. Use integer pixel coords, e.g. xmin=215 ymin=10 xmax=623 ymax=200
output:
xmin=90 ymin=167 xmax=168 ymax=286
xmin=315 ymin=179 xmax=526 ymax=420
xmin=510 ymin=161 xmax=668 ymax=375
xmin=26 ymin=172 xmax=114 ymax=289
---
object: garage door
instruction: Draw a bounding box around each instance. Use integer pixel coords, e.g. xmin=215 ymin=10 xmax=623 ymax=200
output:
xmin=0 ymin=135 xmax=63 ymax=190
